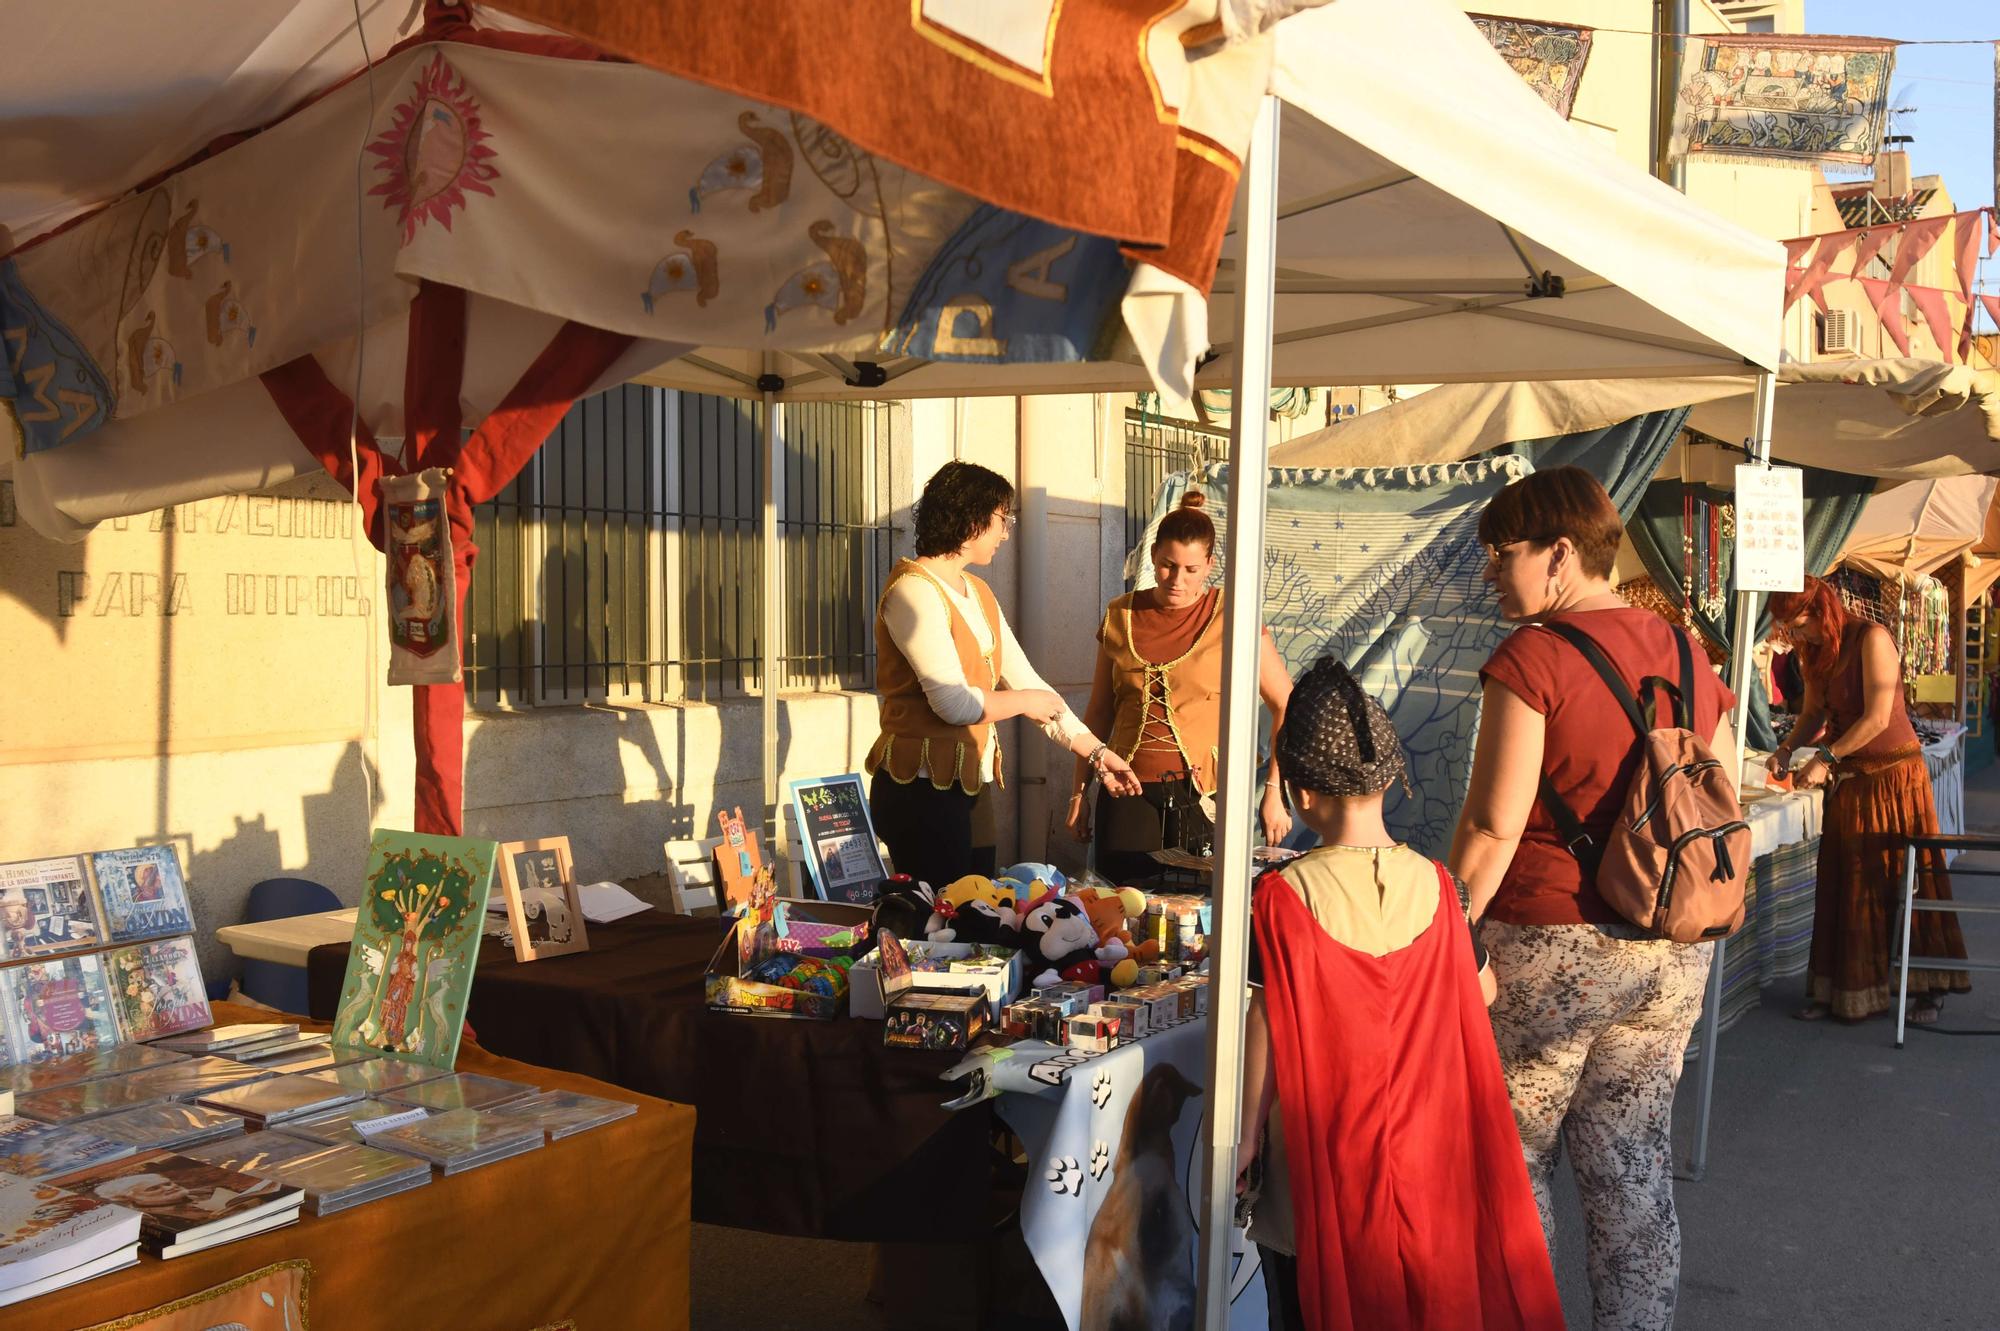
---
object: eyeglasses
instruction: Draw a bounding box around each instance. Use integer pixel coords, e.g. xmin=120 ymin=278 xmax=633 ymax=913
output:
xmin=995 ymin=510 xmax=1018 ymax=532
xmin=1483 ymin=539 xmax=1527 ymax=567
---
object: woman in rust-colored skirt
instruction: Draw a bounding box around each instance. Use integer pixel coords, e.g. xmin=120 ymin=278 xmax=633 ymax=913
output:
xmin=1767 ymin=577 xmax=1970 ymax=1024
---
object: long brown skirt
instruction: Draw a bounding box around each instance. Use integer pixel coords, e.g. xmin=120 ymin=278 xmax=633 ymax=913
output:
xmin=1809 ymin=746 xmax=1972 ymax=1020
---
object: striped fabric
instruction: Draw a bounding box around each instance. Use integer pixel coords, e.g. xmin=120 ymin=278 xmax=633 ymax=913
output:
xmin=1685 ymin=836 xmax=1819 ymax=1058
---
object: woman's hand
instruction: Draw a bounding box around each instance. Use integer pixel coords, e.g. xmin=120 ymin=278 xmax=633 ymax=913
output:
xmin=1065 ymin=791 xmax=1093 ymax=843
xmin=1233 ymin=1131 xmax=1260 ymax=1196
xmin=1259 ymin=785 xmax=1291 ymax=846
xmin=1795 ymin=754 xmax=1833 ymax=790
xmin=1016 ymin=688 xmax=1067 ymax=727
xmin=1766 ymin=746 xmax=1793 ymax=777
xmin=1096 ymin=751 xmax=1144 ymax=798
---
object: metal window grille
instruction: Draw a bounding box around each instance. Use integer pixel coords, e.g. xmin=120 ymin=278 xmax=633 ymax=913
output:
xmin=464 ymin=386 xmax=892 ymax=707
xmin=1123 ymin=408 xmax=1229 ymax=552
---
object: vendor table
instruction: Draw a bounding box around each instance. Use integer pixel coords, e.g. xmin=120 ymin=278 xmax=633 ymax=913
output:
xmin=23 ymin=1001 xmax=692 ymax=1331
xmin=988 ymin=1014 xmax=1269 ymax=1331
xmin=1923 ymin=726 xmax=1966 ymax=840
xmin=306 ymin=911 xmax=991 ymax=1241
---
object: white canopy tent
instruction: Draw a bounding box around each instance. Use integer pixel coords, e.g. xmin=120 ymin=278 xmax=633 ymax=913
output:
xmin=1 ymin=0 xmax=1787 ymax=1322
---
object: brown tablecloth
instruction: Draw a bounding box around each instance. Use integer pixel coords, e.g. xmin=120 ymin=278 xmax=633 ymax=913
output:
xmin=307 ymin=911 xmax=992 ymax=1241
xmin=25 ymin=1001 xmax=691 ymax=1331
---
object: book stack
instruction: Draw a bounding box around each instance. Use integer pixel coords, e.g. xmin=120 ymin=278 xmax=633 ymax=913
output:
xmin=184 ymin=1133 xmax=431 ymax=1215
xmin=87 ymin=1104 xmax=246 ymax=1153
xmin=272 ymin=1099 xmax=432 ymax=1148
xmin=0 ymin=1116 xmax=137 ymax=1182
xmin=194 ymin=1075 xmax=362 ymax=1129
xmin=51 ymin=1149 xmax=303 ymax=1259
xmin=482 ymin=1091 xmax=638 ymax=1142
xmin=380 ymin=1073 xmax=539 ymax=1114
xmin=370 ymin=1108 xmax=545 ymax=1175
xmin=0 ymin=1172 xmax=141 ymax=1309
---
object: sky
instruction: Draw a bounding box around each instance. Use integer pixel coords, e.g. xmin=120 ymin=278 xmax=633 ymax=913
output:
xmin=1804 ymin=0 xmax=1995 ymax=325
xmin=1808 ymin=0 xmax=1994 ymax=213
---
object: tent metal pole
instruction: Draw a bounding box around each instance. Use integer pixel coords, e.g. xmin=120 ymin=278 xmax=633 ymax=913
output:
xmin=761 ymin=356 xmax=783 ymax=846
xmin=1688 ymin=366 xmax=1775 ymax=1181
xmin=1196 ymin=92 xmax=1279 ymax=1331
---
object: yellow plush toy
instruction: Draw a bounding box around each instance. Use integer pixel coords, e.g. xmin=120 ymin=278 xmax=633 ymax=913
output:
xmin=923 ymin=875 xmax=1022 ymax=945
xmin=1074 ymin=885 xmax=1155 ymax=989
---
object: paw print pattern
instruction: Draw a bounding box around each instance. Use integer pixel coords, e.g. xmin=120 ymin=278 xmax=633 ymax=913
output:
xmin=1092 ymin=1069 xmax=1113 ymax=1109
xmin=1046 ymin=1155 xmax=1083 ymax=1196
xmin=1089 ymin=1141 xmax=1110 ymax=1180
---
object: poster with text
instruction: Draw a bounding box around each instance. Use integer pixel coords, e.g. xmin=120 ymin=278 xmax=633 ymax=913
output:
xmin=1735 ymin=465 xmax=1804 ymax=593
xmin=788 ymin=775 xmax=887 ymax=904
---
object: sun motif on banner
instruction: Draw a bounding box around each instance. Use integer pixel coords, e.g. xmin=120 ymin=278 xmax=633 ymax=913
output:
xmin=367 ymin=54 xmax=500 ymax=243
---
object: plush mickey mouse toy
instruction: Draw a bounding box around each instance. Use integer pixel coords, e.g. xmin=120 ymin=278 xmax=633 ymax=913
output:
xmin=1018 ymin=891 xmax=1113 ymax=988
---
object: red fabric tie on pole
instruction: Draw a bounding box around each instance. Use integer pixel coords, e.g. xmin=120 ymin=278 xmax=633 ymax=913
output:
xmin=261 ymin=279 xmax=633 ymax=836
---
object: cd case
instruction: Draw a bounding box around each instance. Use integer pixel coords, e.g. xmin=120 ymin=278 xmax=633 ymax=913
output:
xmin=302 ymin=1057 xmax=452 ymax=1097
xmin=484 ymin=1091 xmax=638 ymax=1141
xmin=0 ymin=1115 xmax=138 ymax=1181
xmin=272 ymin=1099 xmax=431 ymax=1147
xmin=381 ymin=1073 xmax=540 ymax=1114
xmin=195 ymin=1074 xmax=362 ymax=1125
xmin=2 ymin=1044 xmax=191 ymax=1098
xmin=183 ymin=1133 xmax=431 ymax=1215
xmin=87 ymin=1103 xmax=248 ymax=1151
xmin=370 ymin=1108 xmax=544 ymax=1174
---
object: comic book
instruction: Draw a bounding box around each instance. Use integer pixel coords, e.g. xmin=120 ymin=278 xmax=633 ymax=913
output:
xmin=330 ymin=831 xmax=496 ymax=1070
xmin=89 ymin=847 xmax=195 ymax=944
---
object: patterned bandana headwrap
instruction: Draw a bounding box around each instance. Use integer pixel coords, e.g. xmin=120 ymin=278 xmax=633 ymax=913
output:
xmin=1275 ymin=656 xmax=1409 ymax=798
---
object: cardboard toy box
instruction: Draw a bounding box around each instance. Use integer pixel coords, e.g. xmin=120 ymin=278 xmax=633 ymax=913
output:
xmin=705 ymin=895 xmax=877 ymax=1021
xmin=849 ymin=938 xmax=1023 ymax=1020
xmin=884 ymin=990 xmax=990 ymax=1051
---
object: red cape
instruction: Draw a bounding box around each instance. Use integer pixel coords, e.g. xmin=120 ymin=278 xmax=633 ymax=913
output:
xmin=1253 ymin=862 xmax=1564 ymax=1330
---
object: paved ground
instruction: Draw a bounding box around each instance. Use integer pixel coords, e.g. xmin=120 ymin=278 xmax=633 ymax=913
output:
xmin=694 ymin=755 xmax=2000 ymax=1331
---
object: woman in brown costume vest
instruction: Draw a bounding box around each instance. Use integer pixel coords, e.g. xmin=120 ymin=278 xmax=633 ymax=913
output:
xmin=868 ymin=461 xmax=1142 ymax=890
xmin=1066 ymin=491 xmax=1293 ymax=885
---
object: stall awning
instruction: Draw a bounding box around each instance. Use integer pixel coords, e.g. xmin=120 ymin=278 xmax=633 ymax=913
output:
xmin=1269 ymin=358 xmax=2000 ymax=480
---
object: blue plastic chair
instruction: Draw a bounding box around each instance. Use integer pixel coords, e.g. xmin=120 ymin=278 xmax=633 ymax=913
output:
xmin=240 ymin=877 xmax=341 ymax=1015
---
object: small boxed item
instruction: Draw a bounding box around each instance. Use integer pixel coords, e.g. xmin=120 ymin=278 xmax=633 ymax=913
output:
xmin=705 ymin=874 xmax=876 ymax=1021
xmin=1172 ymin=977 xmax=1209 ymax=1017
xmin=1066 ymin=1013 xmax=1120 ymax=1054
xmin=1097 ymin=1000 xmax=1146 ymax=1040
xmin=1033 ymin=982 xmax=1102 ymax=1017
xmin=883 ymin=992 xmax=990 ymax=1051
xmin=850 ymin=938 xmax=1022 ymax=1020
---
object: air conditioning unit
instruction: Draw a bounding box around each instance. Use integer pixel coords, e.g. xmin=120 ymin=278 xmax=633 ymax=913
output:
xmin=1818 ymin=309 xmax=1860 ymax=357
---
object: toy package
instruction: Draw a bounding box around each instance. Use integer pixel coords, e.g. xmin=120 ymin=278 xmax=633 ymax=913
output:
xmin=704 ymin=871 xmax=874 ymax=1020
xmin=882 ymin=991 xmax=988 ymax=1051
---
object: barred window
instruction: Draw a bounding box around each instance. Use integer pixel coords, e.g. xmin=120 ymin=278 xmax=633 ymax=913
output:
xmin=465 ymin=386 xmax=893 ymax=707
xmin=1123 ymin=408 xmax=1227 ymax=554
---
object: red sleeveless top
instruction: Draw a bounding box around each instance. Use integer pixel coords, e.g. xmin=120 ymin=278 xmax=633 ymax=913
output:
xmin=1251 ymin=863 xmax=1563 ymax=1330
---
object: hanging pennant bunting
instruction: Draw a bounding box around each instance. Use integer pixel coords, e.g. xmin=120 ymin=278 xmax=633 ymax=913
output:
xmin=1856 ymin=277 xmax=1911 ymax=356
xmin=1849 ymin=225 xmax=1894 ymax=278
xmin=1907 ymin=284 xmax=1956 ymax=362
xmin=1671 ymin=35 xmax=1896 ymax=167
xmin=1471 ymin=15 xmax=1595 ymax=120
xmin=1955 ymin=211 xmax=1984 ymax=301
xmin=382 ymin=467 xmax=463 ymax=686
xmin=1885 ymin=215 xmax=1951 ymax=293
xmin=1788 ymin=231 xmax=1857 ymax=313
xmin=1982 ymin=293 xmax=2000 ymax=331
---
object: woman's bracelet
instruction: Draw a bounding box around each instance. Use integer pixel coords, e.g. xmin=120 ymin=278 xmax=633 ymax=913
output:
xmin=1085 ymin=743 xmax=1109 ymax=771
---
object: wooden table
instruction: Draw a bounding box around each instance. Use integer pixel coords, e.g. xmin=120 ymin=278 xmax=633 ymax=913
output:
xmin=24 ymin=1002 xmax=694 ymax=1331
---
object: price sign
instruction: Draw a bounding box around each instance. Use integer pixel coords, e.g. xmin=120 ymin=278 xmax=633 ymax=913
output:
xmin=1734 ymin=464 xmax=1804 ymax=594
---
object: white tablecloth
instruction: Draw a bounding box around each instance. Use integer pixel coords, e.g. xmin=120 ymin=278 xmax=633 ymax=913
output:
xmin=1922 ymin=728 xmax=1966 ymax=839
xmin=1740 ymin=787 xmax=1823 ymax=863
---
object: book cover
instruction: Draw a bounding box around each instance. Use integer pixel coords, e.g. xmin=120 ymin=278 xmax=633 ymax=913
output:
xmin=0 ymin=1172 xmax=141 ymax=1291
xmin=51 ymin=1148 xmax=292 ymax=1241
xmin=0 ymin=857 xmax=103 ymax=961
xmin=0 ymin=1116 xmax=137 ymax=1182
xmin=89 ymin=847 xmax=195 ymax=944
xmin=103 ymin=938 xmax=211 ymax=1043
xmin=1 ymin=956 xmax=121 ymax=1063
xmin=495 ymin=837 xmax=589 ymax=963
xmin=331 ymin=830 xmax=497 ymax=1070
xmin=3 ymin=1045 xmax=189 ymax=1099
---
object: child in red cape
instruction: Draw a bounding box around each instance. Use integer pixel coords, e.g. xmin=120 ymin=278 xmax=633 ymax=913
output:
xmin=1238 ymin=656 xmax=1563 ymax=1330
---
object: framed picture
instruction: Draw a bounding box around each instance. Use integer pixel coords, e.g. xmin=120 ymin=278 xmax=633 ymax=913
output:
xmin=496 ymin=837 xmax=590 ymax=963
xmin=787 ymin=774 xmax=888 ymax=905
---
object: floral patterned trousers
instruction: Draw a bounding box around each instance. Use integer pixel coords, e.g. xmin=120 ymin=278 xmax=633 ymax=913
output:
xmin=1485 ymin=922 xmax=1713 ymax=1331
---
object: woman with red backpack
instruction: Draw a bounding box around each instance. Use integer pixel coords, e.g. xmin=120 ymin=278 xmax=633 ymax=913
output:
xmin=1449 ymin=468 xmax=1739 ymax=1331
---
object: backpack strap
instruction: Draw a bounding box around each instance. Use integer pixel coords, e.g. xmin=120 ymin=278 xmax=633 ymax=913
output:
xmin=1540 ymin=622 xmax=1647 ymax=737
xmin=1673 ymin=627 xmax=1697 ymax=732
xmin=1533 ymin=621 xmax=1661 ymax=869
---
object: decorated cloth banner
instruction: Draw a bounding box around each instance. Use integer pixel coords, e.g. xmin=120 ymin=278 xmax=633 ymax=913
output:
xmin=1471 ymin=14 xmax=1594 ymax=120
xmin=382 ymin=467 xmax=461 ymax=686
xmin=1130 ymin=456 xmax=1532 ymax=858
xmin=78 ymin=1259 xmax=309 ymax=1331
xmin=1672 ymin=34 xmax=1895 ymax=167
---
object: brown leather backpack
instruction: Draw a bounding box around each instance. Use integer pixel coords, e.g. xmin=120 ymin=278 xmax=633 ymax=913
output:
xmin=1537 ymin=623 xmax=1749 ymax=944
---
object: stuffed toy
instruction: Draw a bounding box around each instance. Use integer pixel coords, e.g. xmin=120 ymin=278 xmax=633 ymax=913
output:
xmin=870 ymin=876 xmax=936 ymax=951
xmin=1002 ymin=862 xmax=1067 ymax=896
xmin=1018 ymin=891 xmax=1116 ymax=988
xmin=924 ymin=875 xmax=1023 ymax=948
xmin=1072 ymin=886 xmax=1155 ymax=989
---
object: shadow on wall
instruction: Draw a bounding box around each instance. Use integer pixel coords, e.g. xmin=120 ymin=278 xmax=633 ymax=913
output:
xmin=180 ymin=741 xmax=384 ymax=988
xmin=0 ymin=476 xmax=86 ymax=644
